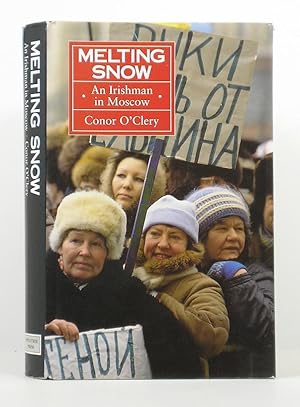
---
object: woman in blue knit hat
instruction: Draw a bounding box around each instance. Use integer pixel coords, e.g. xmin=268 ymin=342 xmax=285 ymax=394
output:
xmin=133 ymin=194 xmax=230 ymax=375
xmin=186 ymin=185 xmax=274 ymax=378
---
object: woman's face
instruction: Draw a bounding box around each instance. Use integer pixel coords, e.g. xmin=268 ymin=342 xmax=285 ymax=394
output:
xmin=112 ymin=157 xmax=147 ymax=211
xmin=58 ymin=230 xmax=107 ymax=283
xmin=204 ymin=216 xmax=246 ymax=262
xmin=144 ymin=225 xmax=189 ymax=260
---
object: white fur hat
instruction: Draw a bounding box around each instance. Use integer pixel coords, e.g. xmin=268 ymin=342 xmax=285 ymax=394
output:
xmin=49 ymin=191 xmax=126 ymax=260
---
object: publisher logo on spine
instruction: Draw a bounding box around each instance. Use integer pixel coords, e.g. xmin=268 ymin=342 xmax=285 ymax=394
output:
xmin=69 ymin=41 xmax=175 ymax=136
xmin=25 ymin=333 xmax=42 ymax=355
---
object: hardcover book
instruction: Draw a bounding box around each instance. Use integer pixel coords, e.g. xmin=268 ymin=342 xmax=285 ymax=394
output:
xmin=23 ymin=21 xmax=274 ymax=380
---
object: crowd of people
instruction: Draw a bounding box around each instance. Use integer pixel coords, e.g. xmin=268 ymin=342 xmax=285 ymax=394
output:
xmin=45 ymin=122 xmax=274 ymax=379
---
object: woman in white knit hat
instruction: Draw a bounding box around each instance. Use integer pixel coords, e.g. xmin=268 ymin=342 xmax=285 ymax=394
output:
xmin=133 ymin=194 xmax=230 ymax=374
xmin=46 ymin=190 xmax=202 ymax=379
xmin=186 ymin=185 xmax=274 ymax=378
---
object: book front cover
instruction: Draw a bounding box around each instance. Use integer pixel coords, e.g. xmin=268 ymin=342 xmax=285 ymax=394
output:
xmin=24 ymin=21 xmax=274 ymax=380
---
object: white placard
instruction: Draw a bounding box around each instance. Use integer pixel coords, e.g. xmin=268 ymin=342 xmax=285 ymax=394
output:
xmin=44 ymin=324 xmax=152 ymax=380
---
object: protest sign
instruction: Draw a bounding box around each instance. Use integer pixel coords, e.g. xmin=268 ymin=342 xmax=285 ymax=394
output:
xmin=92 ymin=23 xmax=258 ymax=169
xmin=44 ymin=325 xmax=152 ymax=380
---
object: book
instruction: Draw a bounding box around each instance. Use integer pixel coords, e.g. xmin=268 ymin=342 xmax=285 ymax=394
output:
xmin=23 ymin=21 xmax=274 ymax=379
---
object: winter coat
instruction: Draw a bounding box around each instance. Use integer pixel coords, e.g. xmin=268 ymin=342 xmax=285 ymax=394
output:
xmin=206 ymin=261 xmax=275 ymax=378
xmin=133 ymin=250 xmax=229 ymax=359
xmin=46 ymin=257 xmax=202 ymax=379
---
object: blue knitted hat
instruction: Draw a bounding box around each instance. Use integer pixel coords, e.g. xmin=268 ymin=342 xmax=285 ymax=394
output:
xmin=186 ymin=186 xmax=250 ymax=235
xmin=143 ymin=195 xmax=199 ymax=243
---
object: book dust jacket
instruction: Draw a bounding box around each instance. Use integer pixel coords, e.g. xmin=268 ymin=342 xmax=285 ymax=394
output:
xmin=23 ymin=21 xmax=274 ymax=380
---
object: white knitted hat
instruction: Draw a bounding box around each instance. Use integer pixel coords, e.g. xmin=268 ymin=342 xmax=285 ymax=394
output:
xmin=49 ymin=191 xmax=126 ymax=259
xmin=142 ymin=195 xmax=199 ymax=243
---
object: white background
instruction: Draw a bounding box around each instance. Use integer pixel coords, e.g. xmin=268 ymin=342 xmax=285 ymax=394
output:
xmin=1 ymin=0 xmax=299 ymax=405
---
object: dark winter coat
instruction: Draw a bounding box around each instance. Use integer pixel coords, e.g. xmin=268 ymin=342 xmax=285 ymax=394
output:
xmin=207 ymin=261 xmax=275 ymax=378
xmin=46 ymin=256 xmax=202 ymax=379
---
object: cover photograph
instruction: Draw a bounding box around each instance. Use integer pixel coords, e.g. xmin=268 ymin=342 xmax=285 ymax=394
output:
xmin=23 ymin=21 xmax=274 ymax=380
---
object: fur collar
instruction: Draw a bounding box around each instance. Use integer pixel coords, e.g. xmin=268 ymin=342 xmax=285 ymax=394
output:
xmin=136 ymin=239 xmax=204 ymax=275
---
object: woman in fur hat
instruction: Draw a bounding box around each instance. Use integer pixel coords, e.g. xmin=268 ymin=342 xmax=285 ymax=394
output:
xmin=57 ymin=135 xmax=91 ymax=193
xmin=132 ymin=195 xmax=229 ymax=368
xmin=71 ymin=146 xmax=113 ymax=191
xmin=100 ymin=150 xmax=167 ymax=258
xmin=46 ymin=121 xmax=69 ymax=218
xmin=186 ymin=185 xmax=274 ymax=378
xmin=46 ymin=190 xmax=201 ymax=379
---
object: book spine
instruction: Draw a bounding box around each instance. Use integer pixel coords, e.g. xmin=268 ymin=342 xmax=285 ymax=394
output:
xmin=23 ymin=22 xmax=47 ymax=378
